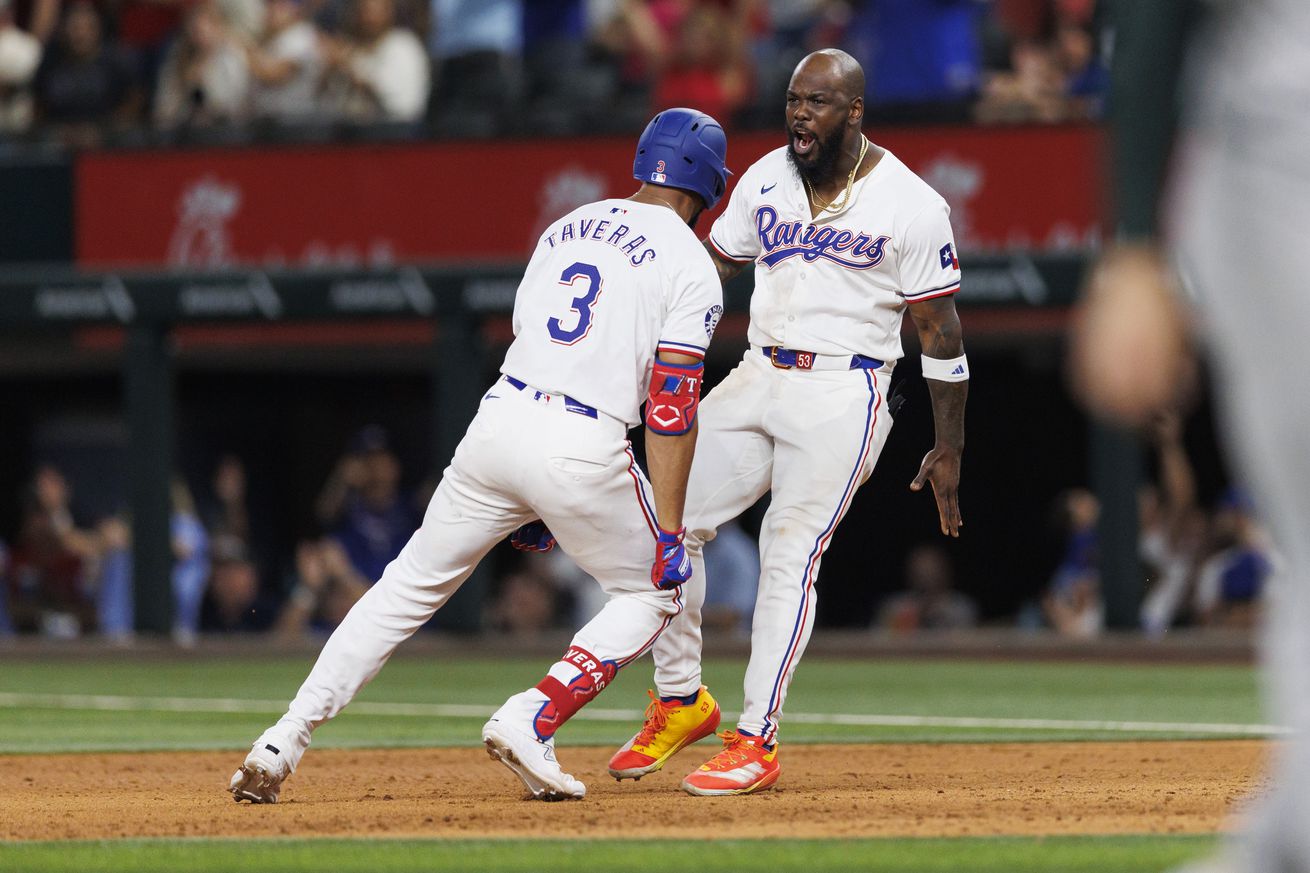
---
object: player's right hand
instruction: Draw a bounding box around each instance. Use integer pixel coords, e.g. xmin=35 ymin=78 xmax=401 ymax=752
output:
xmin=510 ymin=520 xmax=556 ymax=552
xmin=651 ymin=526 xmax=692 ymax=590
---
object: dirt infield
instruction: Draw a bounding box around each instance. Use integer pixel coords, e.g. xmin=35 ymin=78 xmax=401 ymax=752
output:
xmin=5 ymin=740 xmax=1267 ymax=842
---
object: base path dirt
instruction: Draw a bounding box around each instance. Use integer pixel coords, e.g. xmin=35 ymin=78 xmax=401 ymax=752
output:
xmin=4 ymin=740 xmax=1269 ymax=842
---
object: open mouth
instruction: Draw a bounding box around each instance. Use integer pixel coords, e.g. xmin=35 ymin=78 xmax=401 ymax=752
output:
xmin=791 ymin=129 xmax=816 ymax=157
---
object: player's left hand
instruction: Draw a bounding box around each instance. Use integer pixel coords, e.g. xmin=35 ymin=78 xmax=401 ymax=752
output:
xmin=911 ymin=447 xmax=963 ymax=537
xmin=651 ymin=526 xmax=692 ymax=590
xmin=510 ymin=520 xmax=556 ymax=552
xmin=886 ymin=378 xmax=910 ymax=420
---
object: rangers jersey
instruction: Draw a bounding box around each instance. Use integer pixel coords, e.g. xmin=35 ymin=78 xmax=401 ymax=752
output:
xmin=708 ymin=146 xmax=960 ymax=364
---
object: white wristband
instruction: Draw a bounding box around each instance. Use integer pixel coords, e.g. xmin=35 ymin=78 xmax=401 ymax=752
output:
xmin=921 ymin=353 xmax=969 ymax=382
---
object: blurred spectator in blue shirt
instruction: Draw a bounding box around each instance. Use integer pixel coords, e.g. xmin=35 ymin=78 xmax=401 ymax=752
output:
xmin=701 ymin=518 xmax=760 ymax=638
xmin=92 ymin=479 xmax=211 ymax=647
xmin=93 ymin=513 xmax=133 ymax=642
xmin=170 ymin=478 xmax=211 ymax=647
xmin=1041 ymin=487 xmax=1103 ymax=638
xmin=842 ymin=0 xmax=984 ymax=117
xmin=314 ymin=424 xmax=419 ymax=583
xmin=428 ymin=0 xmax=520 ymax=130
xmin=1054 ymin=14 xmax=1105 ymax=117
xmin=520 ymin=0 xmax=592 ymax=119
xmin=1194 ymin=489 xmax=1275 ymax=630
xmin=430 ymin=0 xmax=521 ymax=60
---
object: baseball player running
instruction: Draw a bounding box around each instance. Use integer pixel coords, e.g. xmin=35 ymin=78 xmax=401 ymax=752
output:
xmin=607 ymin=49 xmax=968 ymax=796
xmin=228 ymin=107 xmax=729 ymax=803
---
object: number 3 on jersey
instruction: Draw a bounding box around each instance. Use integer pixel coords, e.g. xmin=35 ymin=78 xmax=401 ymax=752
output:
xmin=547 ymin=262 xmax=603 ymax=345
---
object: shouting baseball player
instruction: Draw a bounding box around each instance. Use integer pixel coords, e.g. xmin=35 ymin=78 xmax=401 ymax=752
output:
xmin=228 ymin=107 xmax=729 ymax=803
xmin=608 ymin=49 xmax=968 ymax=796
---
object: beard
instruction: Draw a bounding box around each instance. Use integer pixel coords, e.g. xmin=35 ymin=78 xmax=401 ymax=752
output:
xmin=786 ymin=123 xmax=846 ymax=186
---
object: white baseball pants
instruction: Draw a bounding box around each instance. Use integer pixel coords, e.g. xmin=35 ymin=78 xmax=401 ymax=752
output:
xmin=652 ymin=350 xmax=894 ymax=744
xmin=277 ymin=377 xmax=682 ymax=742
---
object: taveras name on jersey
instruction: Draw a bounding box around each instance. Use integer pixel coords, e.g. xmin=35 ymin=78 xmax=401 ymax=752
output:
xmin=543 ymin=213 xmax=658 ymax=267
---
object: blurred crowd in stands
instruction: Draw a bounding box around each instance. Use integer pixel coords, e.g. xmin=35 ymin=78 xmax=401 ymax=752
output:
xmin=0 ymin=0 xmax=1108 ymax=147
xmin=0 ymin=426 xmax=418 ymax=643
xmin=1033 ymin=414 xmax=1276 ymax=640
xmin=0 ymin=421 xmax=767 ymax=643
xmin=0 ymin=413 xmax=1271 ymax=643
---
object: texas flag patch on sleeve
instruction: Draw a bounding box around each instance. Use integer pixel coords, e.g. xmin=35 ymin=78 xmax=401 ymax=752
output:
xmin=939 ymin=243 xmax=960 ymax=270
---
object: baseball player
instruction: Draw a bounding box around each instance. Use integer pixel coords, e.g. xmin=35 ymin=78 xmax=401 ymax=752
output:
xmin=607 ymin=49 xmax=968 ymax=796
xmin=228 ymin=107 xmax=729 ymax=803
xmin=1073 ymin=3 xmax=1310 ymax=871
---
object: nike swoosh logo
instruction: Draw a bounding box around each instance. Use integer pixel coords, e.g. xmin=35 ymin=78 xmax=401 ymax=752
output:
xmin=761 ymin=183 xmax=777 ymax=194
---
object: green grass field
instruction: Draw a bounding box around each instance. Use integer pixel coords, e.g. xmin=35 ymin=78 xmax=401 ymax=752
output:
xmin=1 ymin=836 xmax=1215 ymax=873
xmin=0 ymin=652 xmax=1262 ymax=871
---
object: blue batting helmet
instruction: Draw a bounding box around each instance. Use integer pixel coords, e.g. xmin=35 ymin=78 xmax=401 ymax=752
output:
xmin=633 ymin=108 xmax=731 ymax=210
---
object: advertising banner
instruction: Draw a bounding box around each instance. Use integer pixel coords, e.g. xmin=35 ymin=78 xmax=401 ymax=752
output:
xmin=77 ymin=126 xmax=1103 ymax=269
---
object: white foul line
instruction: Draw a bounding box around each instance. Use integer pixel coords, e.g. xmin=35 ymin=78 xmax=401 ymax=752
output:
xmin=0 ymin=692 xmax=1288 ymax=737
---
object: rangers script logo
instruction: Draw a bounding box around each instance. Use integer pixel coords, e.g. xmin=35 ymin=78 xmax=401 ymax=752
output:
xmin=754 ymin=205 xmax=890 ymax=270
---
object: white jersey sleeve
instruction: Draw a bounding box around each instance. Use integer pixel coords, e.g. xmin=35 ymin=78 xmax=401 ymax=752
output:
xmin=897 ymin=200 xmax=962 ymax=303
xmin=658 ymin=252 xmax=723 ymax=361
xmin=707 ymin=165 xmax=762 ymax=264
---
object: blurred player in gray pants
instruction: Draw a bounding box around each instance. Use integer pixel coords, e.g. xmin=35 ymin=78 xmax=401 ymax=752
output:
xmin=1073 ymin=2 xmax=1310 ymax=870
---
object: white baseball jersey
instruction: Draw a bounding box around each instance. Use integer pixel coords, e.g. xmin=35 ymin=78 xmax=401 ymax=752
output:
xmin=502 ymin=199 xmax=723 ymax=425
xmin=648 ymin=145 xmax=964 ymax=748
xmin=708 ymin=146 xmax=961 ymax=363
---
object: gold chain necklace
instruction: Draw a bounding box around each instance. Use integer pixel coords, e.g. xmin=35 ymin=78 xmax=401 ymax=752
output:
xmin=804 ymin=136 xmax=869 ymax=213
xmin=647 ymin=193 xmax=680 ymax=213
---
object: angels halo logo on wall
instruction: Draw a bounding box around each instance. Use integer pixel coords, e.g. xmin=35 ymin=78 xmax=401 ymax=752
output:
xmin=704 ymin=304 xmax=723 ymax=339
xmin=534 ymin=165 xmax=608 ymax=253
xmin=168 ymin=176 xmax=242 ymax=267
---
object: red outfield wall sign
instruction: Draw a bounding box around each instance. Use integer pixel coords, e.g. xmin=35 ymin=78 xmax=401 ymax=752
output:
xmin=77 ymin=126 xmax=1103 ymax=269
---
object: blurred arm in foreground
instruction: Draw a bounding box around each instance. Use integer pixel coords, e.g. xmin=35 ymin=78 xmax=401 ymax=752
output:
xmin=1068 ymin=0 xmax=1200 ymax=425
